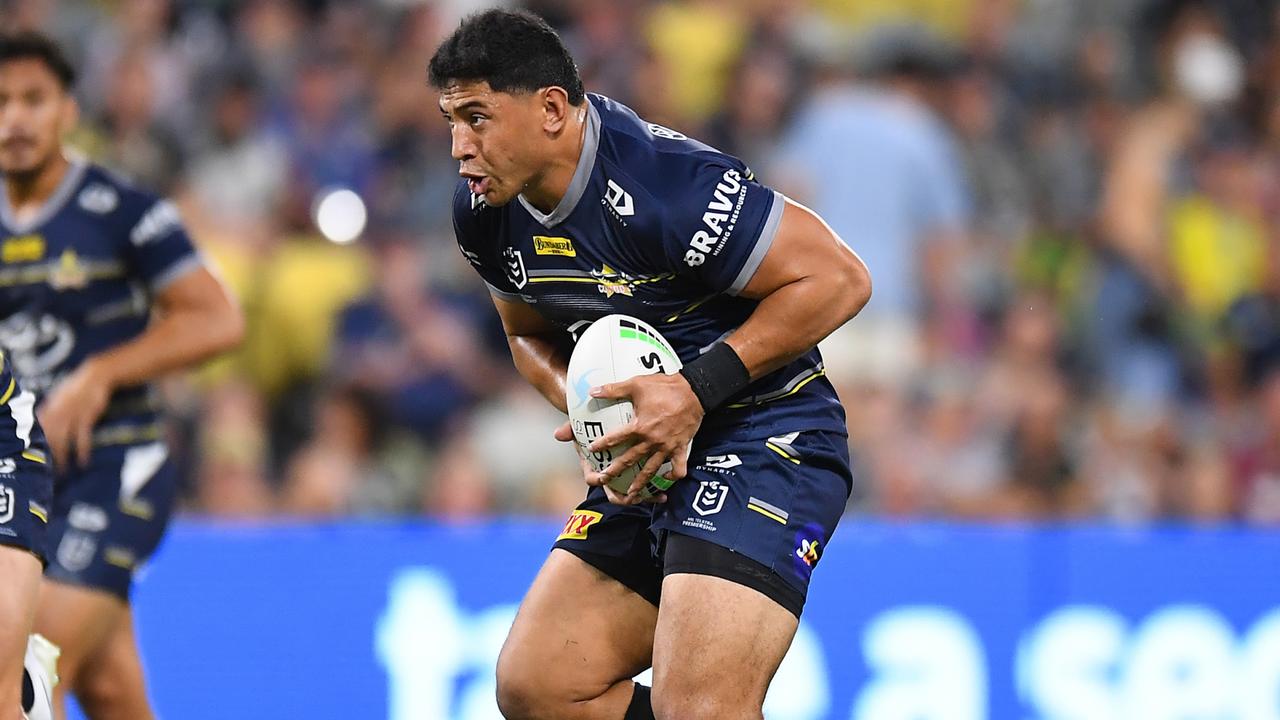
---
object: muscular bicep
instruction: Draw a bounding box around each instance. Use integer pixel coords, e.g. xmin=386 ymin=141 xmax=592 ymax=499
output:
xmin=737 ymin=198 xmax=870 ymax=301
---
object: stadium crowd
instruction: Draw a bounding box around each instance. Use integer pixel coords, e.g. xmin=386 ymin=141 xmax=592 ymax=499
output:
xmin=10 ymin=0 xmax=1280 ymax=524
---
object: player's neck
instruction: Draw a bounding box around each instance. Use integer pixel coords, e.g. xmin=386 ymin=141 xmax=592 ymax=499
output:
xmin=521 ymin=110 xmax=588 ymax=214
xmin=4 ymin=152 xmax=71 ymax=217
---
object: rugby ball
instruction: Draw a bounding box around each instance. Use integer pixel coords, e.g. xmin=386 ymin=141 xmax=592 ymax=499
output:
xmin=566 ymin=314 xmax=687 ymax=497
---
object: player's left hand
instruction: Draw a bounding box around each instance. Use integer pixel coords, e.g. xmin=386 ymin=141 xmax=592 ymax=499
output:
xmin=587 ymin=373 xmax=703 ymax=496
xmin=39 ymin=359 xmax=113 ymax=471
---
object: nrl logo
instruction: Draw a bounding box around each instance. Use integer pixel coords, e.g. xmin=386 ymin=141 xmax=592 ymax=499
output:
xmin=502 ymin=247 xmax=528 ymax=289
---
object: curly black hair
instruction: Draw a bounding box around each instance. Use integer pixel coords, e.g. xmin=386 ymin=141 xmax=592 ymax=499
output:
xmin=428 ymin=9 xmax=584 ymax=105
xmin=0 ymin=31 xmax=75 ymax=89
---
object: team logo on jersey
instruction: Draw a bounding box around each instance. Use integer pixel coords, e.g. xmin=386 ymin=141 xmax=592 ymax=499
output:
xmin=0 ymin=312 xmax=76 ymax=391
xmin=48 ymin=249 xmax=88 ymax=290
xmin=78 ymin=183 xmax=119 ymax=214
xmin=592 ymin=264 xmax=634 ymax=297
xmin=684 ymin=169 xmax=745 ymax=268
xmin=502 ymin=247 xmax=528 ymax=289
xmin=0 ymin=459 xmax=14 ymax=475
xmin=0 ymin=484 xmax=13 ymax=524
xmin=533 ymin=236 xmax=576 ymax=257
xmin=693 ymin=480 xmax=728 ymax=516
xmin=647 ymin=123 xmax=688 ymax=141
xmin=1 ymin=234 xmax=45 ymax=263
xmin=604 ymin=179 xmax=634 ymax=218
xmin=557 ymin=509 xmax=602 ymax=541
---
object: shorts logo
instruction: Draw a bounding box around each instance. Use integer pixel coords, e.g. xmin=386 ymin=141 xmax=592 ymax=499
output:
xmin=604 ymin=180 xmax=634 ymax=217
xmin=693 ymin=480 xmax=728 ymax=516
xmin=68 ymin=503 xmax=109 ymax=532
xmin=502 ymin=247 xmax=528 ymax=289
xmin=796 ymin=539 xmax=821 ymax=568
xmin=702 ymin=454 xmax=741 ymax=469
xmin=0 ymin=484 xmax=13 ymax=524
xmin=533 ymin=236 xmax=576 ymax=257
xmin=56 ymin=530 xmax=97 ymax=573
xmin=557 ymin=510 xmax=603 ymax=541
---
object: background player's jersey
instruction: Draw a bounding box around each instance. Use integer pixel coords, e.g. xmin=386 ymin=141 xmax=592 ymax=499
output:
xmin=454 ymin=94 xmax=845 ymax=438
xmin=0 ymin=159 xmax=201 ymax=449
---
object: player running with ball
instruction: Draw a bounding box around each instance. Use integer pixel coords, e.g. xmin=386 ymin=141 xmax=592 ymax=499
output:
xmin=432 ymin=10 xmax=870 ymax=720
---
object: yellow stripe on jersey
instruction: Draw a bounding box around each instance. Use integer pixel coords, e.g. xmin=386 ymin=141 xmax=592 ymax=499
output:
xmin=747 ymin=503 xmax=788 ymax=524
xmin=0 ymin=377 xmax=15 ymax=405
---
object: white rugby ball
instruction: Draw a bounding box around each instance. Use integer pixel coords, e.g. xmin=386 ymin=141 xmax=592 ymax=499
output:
xmin=566 ymin=314 xmax=687 ymax=497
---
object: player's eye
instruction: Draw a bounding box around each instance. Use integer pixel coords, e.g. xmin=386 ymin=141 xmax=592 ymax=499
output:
xmin=469 ymin=114 xmax=488 ymax=127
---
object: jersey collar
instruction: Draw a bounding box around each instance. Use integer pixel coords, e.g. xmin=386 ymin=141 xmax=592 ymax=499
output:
xmin=0 ymin=156 xmax=88 ymax=234
xmin=518 ymin=100 xmax=600 ymax=229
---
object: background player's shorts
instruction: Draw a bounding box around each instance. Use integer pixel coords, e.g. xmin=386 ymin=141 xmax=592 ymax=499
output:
xmin=0 ymin=454 xmax=54 ymax=565
xmin=552 ymin=429 xmax=851 ymax=616
xmin=45 ymin=442 xmax=178 ymax=600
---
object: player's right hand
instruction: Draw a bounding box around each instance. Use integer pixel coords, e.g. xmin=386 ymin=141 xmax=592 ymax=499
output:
xmin=39 ymin=359 xmax=112 ymax=471
xmin=553 ymin=421 xmax=667 ymax=505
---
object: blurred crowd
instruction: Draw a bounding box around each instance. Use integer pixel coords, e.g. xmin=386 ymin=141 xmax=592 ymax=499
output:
xmin=12 ymin=0 xmax=1280 ymax=524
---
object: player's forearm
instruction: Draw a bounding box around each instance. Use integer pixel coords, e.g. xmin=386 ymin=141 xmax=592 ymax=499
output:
xmin=508 ymin=334 xmax=570 ymax=413
xmin=84 ymin=304 xmax=244 ymax=390
xmin=727 ymin=268 xmax=870 ymax=381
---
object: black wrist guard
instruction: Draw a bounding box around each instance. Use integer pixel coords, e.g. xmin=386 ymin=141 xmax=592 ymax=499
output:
xmin=679 ymin=342 xmax=751 ymax=412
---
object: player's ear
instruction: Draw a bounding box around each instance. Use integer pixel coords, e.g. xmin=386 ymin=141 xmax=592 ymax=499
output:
xmin=540 ymin=86 xmax=572 ymax=135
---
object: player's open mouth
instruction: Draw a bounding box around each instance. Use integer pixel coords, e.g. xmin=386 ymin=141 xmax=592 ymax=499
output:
xmin=463 ymin=174 xmax=491 ymax=196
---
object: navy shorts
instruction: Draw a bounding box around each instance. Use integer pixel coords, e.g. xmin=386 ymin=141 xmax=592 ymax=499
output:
xmin=0 ymin=453 xmax=53 ymax=565
xmin=45 ymin=442 xmax=177 ymax=601
xmin=552 ymin=429 xmax=852 ymax=616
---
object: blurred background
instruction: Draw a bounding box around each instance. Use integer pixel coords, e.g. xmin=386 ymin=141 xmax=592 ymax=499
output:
xmin=13 ymin=0 xmax=1280 ymax=717
xmin=11 ymin=0 xmax=1280 ymax=526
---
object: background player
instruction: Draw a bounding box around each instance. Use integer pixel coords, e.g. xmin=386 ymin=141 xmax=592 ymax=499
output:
xmin=432 ymin=10 xmax=871 ymax=719
xmin=0 ymin=32 xmax=243 ymax=719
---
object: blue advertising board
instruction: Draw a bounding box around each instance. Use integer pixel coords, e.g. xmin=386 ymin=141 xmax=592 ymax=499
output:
xmin=64 ymin=520 xmax=1280 ymax=719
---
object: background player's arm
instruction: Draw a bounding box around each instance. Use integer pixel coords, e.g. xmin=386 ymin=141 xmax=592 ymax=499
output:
xmin=491 ymin=294 xmax=570 ymax=413
xmin=726 ymin=198 xmax=871 ymax=379
xmin=39 ymin=267 xmax=243 ymax=467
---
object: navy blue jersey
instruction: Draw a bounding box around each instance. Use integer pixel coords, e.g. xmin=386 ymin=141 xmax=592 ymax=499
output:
xmin=0 ymin=159 xmax=201 ymax=449
xmin=453 ymin=94 xmax=845 ymax=438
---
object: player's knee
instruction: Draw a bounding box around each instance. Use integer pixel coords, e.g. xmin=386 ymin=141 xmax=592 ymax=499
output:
xmin=652 ymin=683 xmax=758 ymax=720
xmin=495 ymin=655 xmax=603 ymax=720
xmin=75 ymin=666 xmax=148 ymax=720
xmin=495 ymin=654 xmax=556 ymax=720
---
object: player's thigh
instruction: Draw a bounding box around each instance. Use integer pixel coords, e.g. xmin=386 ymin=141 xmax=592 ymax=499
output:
xmin=0 ymin=546 xmax=41 ymax=711
xmin=498 ymin=549 xmax=657 ymax=701
xmin=651 ymin=572 xmax=798 ymax=720
xmin=73 ymin=609 xmax=153 ymax=720
xmin=34 ymin=580 xmax=126 ymax=687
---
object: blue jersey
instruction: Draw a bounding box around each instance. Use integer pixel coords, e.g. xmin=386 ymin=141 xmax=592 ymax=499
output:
xmin=453 ymin=94 xmax=845 ymax=438
xmin=0 ymin=159 xmax=201 ymax=449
